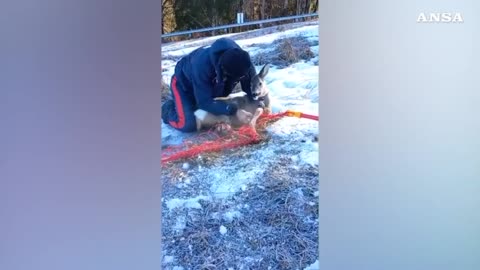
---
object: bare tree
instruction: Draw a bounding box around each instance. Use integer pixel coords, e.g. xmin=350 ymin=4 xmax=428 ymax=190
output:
xmin=162 ymin=0 xmax=176 ymax=34
xmin=309 ymin=0 xmax=318 ymax=13
xmin=260 ymin=0 xmax=265 ymax=20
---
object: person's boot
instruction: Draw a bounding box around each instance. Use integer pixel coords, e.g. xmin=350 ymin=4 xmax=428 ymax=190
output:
xmin=161 ymin=99 xmax=175 ymax=124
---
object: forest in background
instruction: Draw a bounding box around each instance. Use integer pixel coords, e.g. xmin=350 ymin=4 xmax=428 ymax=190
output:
xmin=162 ymin=0 xmax=318 ymax=41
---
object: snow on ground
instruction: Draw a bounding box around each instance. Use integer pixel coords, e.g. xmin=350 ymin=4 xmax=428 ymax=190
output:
xmin=162 ymin=21 xmax=319 ymax=270
xmin=219 ymin=225 xmax=228 ymax=235
xmin=165 ymin=195 xmax=211 ymax=211
xmin=304 ymin=260 xmax=320 ymax=270
xmin=161 ymin=22 xmax=317 ymax=55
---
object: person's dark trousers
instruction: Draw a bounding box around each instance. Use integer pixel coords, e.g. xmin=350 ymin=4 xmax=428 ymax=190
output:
xmin=162 ymin=75 xmax=197 ymax=132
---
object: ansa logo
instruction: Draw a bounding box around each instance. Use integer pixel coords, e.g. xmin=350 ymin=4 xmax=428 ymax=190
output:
xmin=417 ymin=12 xmax=464 ymax=23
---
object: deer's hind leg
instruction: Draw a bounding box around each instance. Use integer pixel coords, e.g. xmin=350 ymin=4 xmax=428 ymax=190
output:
xmin=194 ymin=109 xmax=231 ymax=131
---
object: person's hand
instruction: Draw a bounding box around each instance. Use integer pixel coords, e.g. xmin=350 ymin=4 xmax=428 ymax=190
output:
xmin=236 ymin=109 xmax=253 ymax=124
xmin=214 ymin=122 xmax=232 ymax=136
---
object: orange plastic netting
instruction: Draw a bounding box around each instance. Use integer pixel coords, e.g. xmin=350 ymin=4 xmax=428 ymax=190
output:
xmin=161 ymin=110 xmax=318 ymax=165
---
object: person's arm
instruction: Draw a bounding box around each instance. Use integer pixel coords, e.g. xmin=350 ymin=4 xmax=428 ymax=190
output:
xmin=239 ymin=65 xmax=257 ymax=100
xmin=191 ymin=67 xmax=238 ymax=116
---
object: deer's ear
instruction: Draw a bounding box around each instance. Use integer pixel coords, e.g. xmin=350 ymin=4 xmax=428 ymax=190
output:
xmin=259 ymin=63 xmax=270 ymax=79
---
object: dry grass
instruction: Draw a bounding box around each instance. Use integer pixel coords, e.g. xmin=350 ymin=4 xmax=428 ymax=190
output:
xmin=278 ymin=36 xmax=315 ymax=64
xmin=161 ymin=78 xmax=171 ymax=102
xmin=252 ymin=36 xmax=315 ymax=68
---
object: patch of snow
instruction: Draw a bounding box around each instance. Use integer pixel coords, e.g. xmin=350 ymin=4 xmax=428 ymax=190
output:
xmin=283 ymin=80 xmax=298 ymax=88
xmin=224 ymin=210 xmax=242 ymax=222
xmin=211 ymin=212 xmax=221 ymax=220
xmin=314 ymin=191 xmax=319 ymax=197
xmin=165 ymin=195 xmax=211 ymax=211
xmin=309 ymin=55 xmax=319 ymax=64
xmin=268 ymin=96 xmax=286 ymax=113
xmin=298 ymin=141 xmax=319 ymax=167
xmin=182 ymin=163 xmax=190 ymax=170
xmin=172 ymin=266 xmax=184 ymax=270
xmin=173 ymin=216 xmax=186 ymax=232
xmin=163 ymin=255 xmax=174 ymax=264
xmin=235 ymin=25 xmax=318 ymax=48
xmin=219 ymin=225 xmax=227 ymax=235
xmin=294 ymin=188 xmax=305 ymax=197
xmin=163 ymin=47 xmax=199 ymax=57
xmin=266 ymin=118 xmax=310 ymax=136
xmin=209 ymin=166 xmax=265 ymax=198
xmin=303 ymin=260 xmax=319 ymax=270
xmin=247 ymin=46 xmax=275 ymax=57
xmin=162 ymin=33 xmax=237 ymax=54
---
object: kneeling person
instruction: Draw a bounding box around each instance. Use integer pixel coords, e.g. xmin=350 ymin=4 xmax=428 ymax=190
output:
xmin=162 ymin=38 xmax=259 ymax=133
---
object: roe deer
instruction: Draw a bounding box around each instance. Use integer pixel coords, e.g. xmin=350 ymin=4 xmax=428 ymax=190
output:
xmin=194 ymin=63 xmax=272 ymax=131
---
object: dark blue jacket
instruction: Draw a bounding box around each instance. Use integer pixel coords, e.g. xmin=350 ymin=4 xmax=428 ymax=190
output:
xmin=174 ymin=38 xmax=256 ymax=115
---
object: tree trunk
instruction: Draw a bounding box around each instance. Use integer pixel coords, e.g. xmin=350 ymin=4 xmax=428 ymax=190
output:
xmin=296 ymin=0 xmax=301 ymax=21
xmin=253 ymin=0 xmax=259 ymax=21
xmin=281 ymin=0 xmax=288 ymax=16
xmin=162 ymin=0 xmax=176 ymax=34
xmin=261 ymin=0 xmax=265 ymax=20
xmin=309 ymin=0 xmax=317 ymax=13
xmin=260 ymin=0 xmax=265 ymax=27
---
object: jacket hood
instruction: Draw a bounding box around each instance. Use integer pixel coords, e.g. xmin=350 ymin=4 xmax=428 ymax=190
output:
xmin=207 ymin=38 xmax=243 ymax=83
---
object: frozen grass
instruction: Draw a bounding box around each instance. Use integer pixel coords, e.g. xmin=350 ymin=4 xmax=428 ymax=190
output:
xmin=162 ymin=154 xmax=318 ymax=270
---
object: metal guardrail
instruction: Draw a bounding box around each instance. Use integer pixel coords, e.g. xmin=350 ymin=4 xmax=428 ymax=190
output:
xmin=162 ymin=13 xmax=318 ymax=38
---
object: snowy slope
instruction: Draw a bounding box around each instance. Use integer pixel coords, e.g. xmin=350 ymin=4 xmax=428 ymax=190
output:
xmin=161 ymin=22 xmax=319 ymax=270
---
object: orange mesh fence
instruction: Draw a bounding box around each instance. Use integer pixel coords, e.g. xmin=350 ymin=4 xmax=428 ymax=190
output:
xmin=161 ymin=110 xmax=318 ymax=165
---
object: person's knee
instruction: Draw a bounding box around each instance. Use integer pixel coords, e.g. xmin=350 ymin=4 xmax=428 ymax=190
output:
xmin=170 ymin=114 xmax=197 ymax=133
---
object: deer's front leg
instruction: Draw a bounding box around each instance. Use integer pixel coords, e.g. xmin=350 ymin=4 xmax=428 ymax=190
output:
xmin=249 ymin=108 xmax=264 ymax=127
xmin=263 ymin=94 xmax=272 ymax=115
